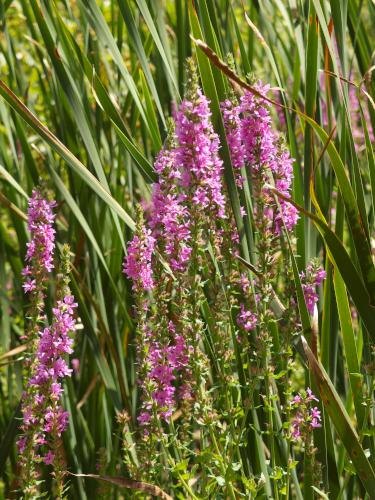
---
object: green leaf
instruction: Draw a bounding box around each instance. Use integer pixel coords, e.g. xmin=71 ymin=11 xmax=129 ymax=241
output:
xmin=0 ymin=79 xmax=134 ymax=230
xmin=302 ymin=337 xmax=375 ymax=498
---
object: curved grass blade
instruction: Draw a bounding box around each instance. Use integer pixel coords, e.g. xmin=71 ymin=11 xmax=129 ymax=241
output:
xmin=112 ymin=122 xmax=156 ymax=183
xmin=134 ymin=0 xmax=179 ymax=97
xmin=302 ymin=336 xmax=375 ymax=498
xmin=79 ymin=0 xmax=163 ymax=145
xmin=268 ymin=186 xmax=375 ymax=340
xmin=115 ymin=0 xmax=167 ymax=125
xmin=333 ymin=268 xmax=365 ymax=428
xmin=0 ymin=190 xmax=27 ymax=221
xmin=0 ymin=164 xmax=28 ymax=199
xmin=50 ymin=8 xmax=155 ymax=183
xmin=49 ymin=167 xmax=131 ymax=324
xmin=0 ymin=79 xmax=135 ymax=230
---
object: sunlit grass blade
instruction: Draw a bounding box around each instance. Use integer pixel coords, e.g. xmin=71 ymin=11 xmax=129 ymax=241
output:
xmin=0 ymin=79 xmax=135 ymax=230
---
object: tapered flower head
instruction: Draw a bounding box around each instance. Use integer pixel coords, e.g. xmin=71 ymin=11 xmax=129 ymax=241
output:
xmin=123 ymin=209 xmax=155 ymax=292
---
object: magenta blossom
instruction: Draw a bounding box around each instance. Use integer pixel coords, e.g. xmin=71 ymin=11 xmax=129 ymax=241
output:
xmin=150 ymin=144 xmax=192 ymax=273
xmin=222 ymin=82 xmax=298 ymax=233
xmin=176 ymin=88 xmax=226 ymax=219
xmin=138 ymin=325 xmax=191 ymax=425
xmin=291 ymin=388 xmax=322 ymax=440
xmin=19 ymin=192 xmax=77 ymax=487
xmin=300 ymin=262 xmax=326 ymax=315
xmin=24 ymin=189 xmax=56 ymax=277
xmin=123 ymin=226 xmax=155 ymax=292
xmin=237 ymin=304 xmax=257 ymax=332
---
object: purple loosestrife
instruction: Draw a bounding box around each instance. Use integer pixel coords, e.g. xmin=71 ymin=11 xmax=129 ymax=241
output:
xmin=22 ymin=190 xmax=56 ymax=338
xmin=222 ymin=82 xmax=298 ymax=233
xmin=124 ymin=133 xmax=194 ymax=429
xmin=300 ymin=261 xmax=326 ymax=315
xmin=19 ymin=288 xmax=77 ymax=460
xmin=290 ymin=388 xmax=322 ymax=440
xmin=149 ymin=119 xmax=192 ymax=273
xmin=24 ymin=189 xmax=56 ymax=275
xmin=123 ymin=225 xmax=155 ymax=292
xmin=124 ymin=207 xmax=189 ymax=429
xmin=124 ymin=59 xmax=233 ymax=431
xmin=142 ymin=325 xmax=190 ymax=422
xmin=174 ymin=61 xmax=228 ymax=414
xmin=221 ymin=98 xmax=245 ymax=187
xmin=18 ymin=189 xmax=56 ymax=494
xmin=176 ymin=62 xmax=226 ymax=221
xmin=18 ymin=190 xmax=76 ymax=498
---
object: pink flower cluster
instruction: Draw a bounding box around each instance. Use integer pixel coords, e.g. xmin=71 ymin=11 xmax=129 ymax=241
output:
xmin=222 ymin=83 xmax=298 ymax=233
xmin=138 ymin=323 xmax=191 ymax=425
xmin=22 ymin=189 xmax=56 ymax=293
xmin=150 ymin=145 xmax=191 ymax=272
xmin=221 ymin=99 xmax=245 ymax=187
xmin=176 ymin=88 xmax=226 ymax=219
xmin=300 ymin=262 xmax=326 ymax=315
xmin=30 ymin=295 xmax=76 ymax=385
xmin=124 ymin=82 xmax=228 ymax=285
xmin=124 ymin=76 xmax=301 ymax=430
xmin=237 ymin=303 xmax=257 ymax=332
xmin=18 ymin=191 xmax=76 ymax=467
xmin=291 ymin=388 xmax=322 ymax=439
xmin=124 ymin=76 xmax=229 ymax=428
xmin=123 ymin=226 xmax=155 ymax=291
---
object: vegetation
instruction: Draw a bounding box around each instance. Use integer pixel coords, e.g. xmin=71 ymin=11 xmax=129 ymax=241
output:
xmin=0 ymin=1 xmax=374 ymax=498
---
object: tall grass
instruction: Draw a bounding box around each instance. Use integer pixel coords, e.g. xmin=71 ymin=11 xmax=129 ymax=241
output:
xmin=0 ymin=0 xmax=374 ymax=498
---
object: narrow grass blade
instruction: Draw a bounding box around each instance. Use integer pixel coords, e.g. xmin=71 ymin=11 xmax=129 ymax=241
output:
xmin=0 ymin=79 xmax=135 ymax=230
xmin=302 ymin=337 xmax=375 ymax=498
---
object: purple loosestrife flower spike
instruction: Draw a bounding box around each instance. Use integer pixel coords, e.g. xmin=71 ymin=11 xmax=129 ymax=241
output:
xmin=19 ymin=191 xmax=76 ymax=497
xmin=222 ymin=82 xmax=298 ymax=233
xmin=221 ymin=98 xmax=246 ymax=187
xmin=300 ymin=261 xmax=326 ymax=315
xmin=221 ymin=54 xmax=246 ymax=188
xmin=123 ymin=206 xmax=155 ymax=292
xmin=21 ymin=189 xmax=56 ymax=342
xmin=138 ymin=326 xmax=190 ymax=423
xmin=176 ymin=59 xmax=226 ymax=219
xmin=150 ymin=118 xmax=192 ymax=272
xmin=290 ymin=388 xmax=322 ymax=441
xmin=24 ymin=188 xmax=56 ymax=278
